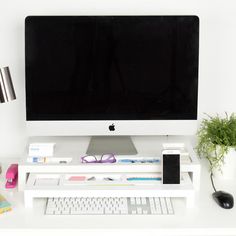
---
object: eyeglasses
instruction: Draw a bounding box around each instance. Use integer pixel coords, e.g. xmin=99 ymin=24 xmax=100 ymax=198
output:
xmin=81 ymin=154 xmax=116 ymax=163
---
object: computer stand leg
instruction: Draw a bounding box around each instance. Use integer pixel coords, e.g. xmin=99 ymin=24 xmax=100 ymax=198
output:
xmin=24 ymin=193 xmax=34 ymax=208
xmin=186 ymin=192 xmax=195 ymax=208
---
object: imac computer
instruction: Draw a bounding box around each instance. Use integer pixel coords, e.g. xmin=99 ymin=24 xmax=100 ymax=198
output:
xmin=25 ymin=16 xmax=199 ymax=154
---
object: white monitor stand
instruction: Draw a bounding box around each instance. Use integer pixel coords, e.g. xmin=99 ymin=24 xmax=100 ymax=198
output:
xmin=86 ymin=136 xmax=138 ymax=155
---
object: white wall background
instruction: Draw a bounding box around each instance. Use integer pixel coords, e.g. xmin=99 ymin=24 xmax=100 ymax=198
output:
xmin=0 ymin=0 xmax=236 ymax=158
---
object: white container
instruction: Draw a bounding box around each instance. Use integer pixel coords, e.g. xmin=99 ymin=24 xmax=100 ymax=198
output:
xmin=214 ymin=148 xmax=236 ymax=179
xmin=28 ymin=143 xmax=55 ymax=157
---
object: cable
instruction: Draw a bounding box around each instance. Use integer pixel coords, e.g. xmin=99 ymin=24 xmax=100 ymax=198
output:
xmin=210 ymin=172 xmax=217 ymax=192
xmin=208 ymin=160 xmax=217 ymax=192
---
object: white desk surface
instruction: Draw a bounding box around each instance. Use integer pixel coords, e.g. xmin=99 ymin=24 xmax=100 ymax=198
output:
xmin=0 ymin=137 xmax=236 ymax=236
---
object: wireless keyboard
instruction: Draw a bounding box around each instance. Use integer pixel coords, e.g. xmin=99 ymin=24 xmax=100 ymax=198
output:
xmin=45 ymin=197 xmax=174 ymax=215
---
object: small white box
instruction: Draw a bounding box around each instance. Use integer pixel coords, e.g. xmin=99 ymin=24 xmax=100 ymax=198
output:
xmin=28 ymin=143 xmax=55 ymax=157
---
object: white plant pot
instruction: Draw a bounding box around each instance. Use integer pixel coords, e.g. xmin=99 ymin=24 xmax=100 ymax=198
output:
xmin=213 ymin=148 xmax=236 ymax=179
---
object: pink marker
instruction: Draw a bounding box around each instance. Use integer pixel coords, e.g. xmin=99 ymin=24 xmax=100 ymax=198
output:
xmin=5 ymin=164 xmax=18 ymax=189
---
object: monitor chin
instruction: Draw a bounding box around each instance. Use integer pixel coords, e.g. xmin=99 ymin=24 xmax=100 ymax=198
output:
xmin=26 ymin=120 xmax=197 ymax=136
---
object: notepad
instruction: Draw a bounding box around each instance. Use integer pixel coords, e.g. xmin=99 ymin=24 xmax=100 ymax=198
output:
xmin=0 ymin=194 xmax=12 ymax=214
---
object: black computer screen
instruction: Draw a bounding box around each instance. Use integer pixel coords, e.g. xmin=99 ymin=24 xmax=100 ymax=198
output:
xmin=25 ymin=16 xmax=199 ymax=120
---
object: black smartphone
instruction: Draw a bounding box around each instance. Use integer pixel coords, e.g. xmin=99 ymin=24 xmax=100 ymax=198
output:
xmin=162 ymin=150 xmax=180 ymax=184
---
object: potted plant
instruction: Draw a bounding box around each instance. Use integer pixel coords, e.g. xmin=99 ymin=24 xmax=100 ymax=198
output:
xmin=196 ymin=113 xmax=236 ymax=178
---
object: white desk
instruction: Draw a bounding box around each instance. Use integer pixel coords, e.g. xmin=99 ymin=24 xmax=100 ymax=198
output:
xmin=0 ymin=137 xmax=236 ymax=236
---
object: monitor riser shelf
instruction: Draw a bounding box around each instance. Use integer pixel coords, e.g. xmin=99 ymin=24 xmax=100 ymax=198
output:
xmin=24 ymin=173 xmax=195 ymax=208
xmin=19 ymin=139 xmax=201 ymax=208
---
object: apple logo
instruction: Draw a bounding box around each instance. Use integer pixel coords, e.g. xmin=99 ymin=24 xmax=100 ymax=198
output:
xmin=109 ymin=123 xmax=115 ymax=131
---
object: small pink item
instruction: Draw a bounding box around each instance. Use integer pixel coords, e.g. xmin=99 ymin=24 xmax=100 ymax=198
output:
xmin=69 ymin=176 xmax=86 ymax=181
xmin=5 ymin=164 xmax=18 ymax=189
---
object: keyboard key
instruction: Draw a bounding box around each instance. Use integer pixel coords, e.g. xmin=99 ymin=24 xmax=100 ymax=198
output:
xmin=137 ymin=207 xmax=142 ymax=214
xmin=160 ymin=197 xmax=168 ymax=215
xmin=136 ymin=197 xmax=141 ymax=205
xmin=165 ymin=197 xmax=174 ymax=214
xmin=130 ymin=197 xmax=135 ymax=205
xmin=45 ymin=208 xmax=54 ymax=215
xmin=141 ymin=197 xmax=147 ymax=205
xmin=154 ymin=197 xmax=162 ymax=214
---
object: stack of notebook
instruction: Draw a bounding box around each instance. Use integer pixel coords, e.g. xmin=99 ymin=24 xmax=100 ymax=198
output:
xmin=0 ymin=194 xmax=11 ymax=214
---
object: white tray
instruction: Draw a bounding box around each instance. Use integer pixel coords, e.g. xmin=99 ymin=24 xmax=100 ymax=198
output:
xmin=24 ymin=172 xmax=195 ymax=208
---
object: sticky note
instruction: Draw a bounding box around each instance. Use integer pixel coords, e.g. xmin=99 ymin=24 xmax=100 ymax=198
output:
xmin=0 ymin=195 xmax=12 ymax=214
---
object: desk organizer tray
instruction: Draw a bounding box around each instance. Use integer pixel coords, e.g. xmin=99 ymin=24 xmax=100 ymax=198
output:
xmin=19 ymin=141 xmax=201 ymax=191
xmin=24 ymin=172 xmax=195 ymax=208
xmin=29 ymin=173 xmax=164 ymax=186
